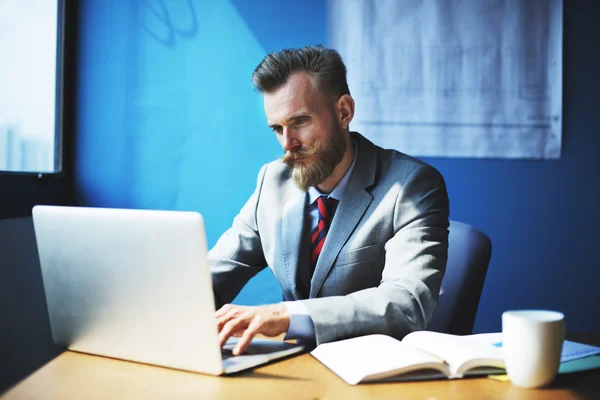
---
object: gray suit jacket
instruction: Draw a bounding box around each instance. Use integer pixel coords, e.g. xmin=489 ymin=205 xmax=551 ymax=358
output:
xmin=209 ymin=132 xmax=449 ymax=345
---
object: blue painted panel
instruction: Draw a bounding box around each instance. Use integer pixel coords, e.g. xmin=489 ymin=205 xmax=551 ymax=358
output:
xmin=75 ymin=0 xmax=306 ymax=305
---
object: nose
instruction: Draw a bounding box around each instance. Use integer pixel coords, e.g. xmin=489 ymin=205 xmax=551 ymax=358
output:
xmin=281 ymin=127 xmax=301 ymax=153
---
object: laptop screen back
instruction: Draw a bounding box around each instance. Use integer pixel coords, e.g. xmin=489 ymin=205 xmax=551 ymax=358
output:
xmin=32 ymin=206 xmax=224 ymax=374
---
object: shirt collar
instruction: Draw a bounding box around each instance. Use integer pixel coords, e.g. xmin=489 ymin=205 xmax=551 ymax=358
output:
xmin=308 ymin=138 xmax=359 ymax=205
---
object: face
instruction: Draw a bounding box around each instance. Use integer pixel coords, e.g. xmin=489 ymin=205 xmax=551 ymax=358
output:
xmin=264 ymin=72 xmax=348 ymax=192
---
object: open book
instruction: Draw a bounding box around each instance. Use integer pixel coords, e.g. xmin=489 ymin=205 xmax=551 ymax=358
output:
xmin=311 ymin=331 xmax=505 ymax=385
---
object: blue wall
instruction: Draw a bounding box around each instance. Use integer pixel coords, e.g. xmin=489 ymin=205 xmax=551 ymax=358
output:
xmin=430 ymin=1 xmax=600 ymax=333
xmin=74 ymin=0 xmax=599 ymax=332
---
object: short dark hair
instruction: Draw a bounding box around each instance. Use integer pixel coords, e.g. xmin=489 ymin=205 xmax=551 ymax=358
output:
xmin=251 ymin=45 xmax=350 ymax=99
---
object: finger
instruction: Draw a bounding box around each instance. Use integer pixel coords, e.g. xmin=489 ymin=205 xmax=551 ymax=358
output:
xmin=219 ymin=319 xmax=248 ymax=347
xmin=215 ymin=304 xmax=234 ymax=318
xmin=216 ymin=317 xmax=225 ymax=333
xmin=216 ymin=313 xmax=235 ymax=332
xmin=218 ymin=320 xmax=238 ymax=347
xmin=234 ymin=317 xmax=262 ymax=355
xmin=216 ymin=307 xmax=242 ymax=332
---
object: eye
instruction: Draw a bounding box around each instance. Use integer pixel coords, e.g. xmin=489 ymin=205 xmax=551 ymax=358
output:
xmin=295 ymin=117 xmax=309 ymax=126
xmin=272 ymin=126 xmax=283 ymax=134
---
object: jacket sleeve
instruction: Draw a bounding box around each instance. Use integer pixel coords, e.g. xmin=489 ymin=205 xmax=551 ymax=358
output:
xmin=208 ymin=165 xmax=269 ymax=308
xmin=302 ymin=164 xmax=450 ymax=344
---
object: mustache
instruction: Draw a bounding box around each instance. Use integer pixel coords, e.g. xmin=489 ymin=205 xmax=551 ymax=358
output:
xmin=281 ymin=141 xmax=321 ymax=165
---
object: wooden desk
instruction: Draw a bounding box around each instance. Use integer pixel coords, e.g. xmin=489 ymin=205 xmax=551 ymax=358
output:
xmin=3 ymin=333 xmax=600 ymax=400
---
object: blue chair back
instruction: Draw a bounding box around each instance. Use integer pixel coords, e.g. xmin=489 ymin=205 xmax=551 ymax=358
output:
xmin=428 ymin=220 xmax=492 ymax=335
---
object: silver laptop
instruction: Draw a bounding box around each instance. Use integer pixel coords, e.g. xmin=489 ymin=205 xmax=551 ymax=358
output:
xmin=32 ymin=205 xmax=304 ymax=375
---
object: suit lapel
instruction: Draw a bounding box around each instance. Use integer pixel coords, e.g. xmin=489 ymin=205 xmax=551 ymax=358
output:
xmin=310 ymin=134 xmax=377 ymax=297
xmin=273 ymin=188 xmax=307 ymax=301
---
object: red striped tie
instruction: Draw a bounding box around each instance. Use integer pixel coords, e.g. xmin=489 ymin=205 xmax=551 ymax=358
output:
xmin=310 ymin=196 xmax=337 ymax=274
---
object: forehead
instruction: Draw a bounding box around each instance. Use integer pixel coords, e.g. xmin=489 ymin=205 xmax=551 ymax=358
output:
xmin=263 ymin=72 xmax=325 ymax=123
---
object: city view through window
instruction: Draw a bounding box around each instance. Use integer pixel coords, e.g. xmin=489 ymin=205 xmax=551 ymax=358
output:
xmin=0 ymin=0 xmax=60 ymax=173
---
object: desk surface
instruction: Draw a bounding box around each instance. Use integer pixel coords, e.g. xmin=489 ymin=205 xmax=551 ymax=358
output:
xmin=3 ymin=333 xmax=600 ymax=400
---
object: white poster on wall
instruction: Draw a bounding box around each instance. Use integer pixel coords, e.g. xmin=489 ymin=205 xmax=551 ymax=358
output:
xmin=328 ymin=0 xmax=563 ymax=159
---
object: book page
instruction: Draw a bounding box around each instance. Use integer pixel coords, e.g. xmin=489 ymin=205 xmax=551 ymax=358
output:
xmin=311 ymin=334 xmax=449 ymax=385
xmin=402 ymin=331 xmax=504 ymax=376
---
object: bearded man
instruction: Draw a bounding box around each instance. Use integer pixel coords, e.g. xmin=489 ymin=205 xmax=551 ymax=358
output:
xmin=210 ymin=46 xmax=450 ymax=355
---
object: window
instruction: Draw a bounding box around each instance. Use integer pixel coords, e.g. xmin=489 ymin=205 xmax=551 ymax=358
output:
xmin=0 ymin=0 xmax=63 ymax=174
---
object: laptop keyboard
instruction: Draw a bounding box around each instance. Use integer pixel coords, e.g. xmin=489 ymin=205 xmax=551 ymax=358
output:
xmin=221 ymin=348 xmax=235 ymax=359
xmin=221 ymin=346 xmax=262 ymax=359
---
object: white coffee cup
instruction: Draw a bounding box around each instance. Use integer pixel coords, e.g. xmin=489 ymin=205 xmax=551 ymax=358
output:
xmin=502 ymin=310 xmax=565 ymax=388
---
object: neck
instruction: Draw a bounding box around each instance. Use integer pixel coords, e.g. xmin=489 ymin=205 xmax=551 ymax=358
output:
xmin=316 ymin=136 xmax=355 ymax=194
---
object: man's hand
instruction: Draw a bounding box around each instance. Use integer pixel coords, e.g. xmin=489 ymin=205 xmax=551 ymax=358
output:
xmin=216 ymin=303 xmax=290 ymax=355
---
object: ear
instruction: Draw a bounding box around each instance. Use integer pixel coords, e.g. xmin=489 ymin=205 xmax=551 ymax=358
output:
xmin=336 ymin=94 xmax=355 ymax=129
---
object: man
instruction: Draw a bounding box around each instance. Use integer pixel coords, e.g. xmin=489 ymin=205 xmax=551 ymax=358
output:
xmin=210 ymin=46 xmax=449 ymax=355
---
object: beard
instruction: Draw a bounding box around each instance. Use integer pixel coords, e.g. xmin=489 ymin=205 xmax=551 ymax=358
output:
xmin=281 ymin=125 xmax=348 ymax=192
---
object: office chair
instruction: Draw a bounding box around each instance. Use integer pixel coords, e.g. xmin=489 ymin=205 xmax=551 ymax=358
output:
xmin=427 ymin=220 xmax=492 ymax=335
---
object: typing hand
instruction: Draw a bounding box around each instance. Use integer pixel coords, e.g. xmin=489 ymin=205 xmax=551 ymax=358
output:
xmin=215 ymin=303 xmax=290 ymax=355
